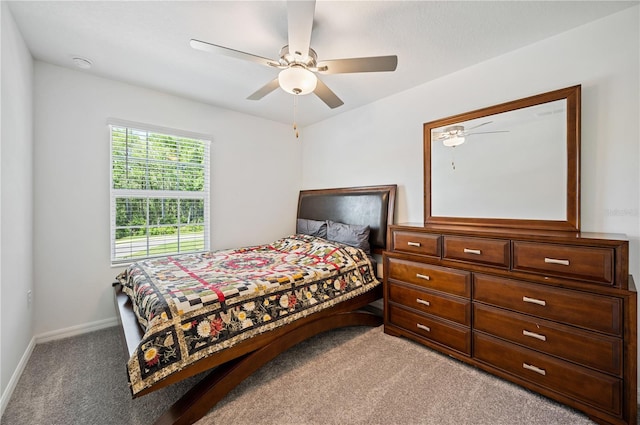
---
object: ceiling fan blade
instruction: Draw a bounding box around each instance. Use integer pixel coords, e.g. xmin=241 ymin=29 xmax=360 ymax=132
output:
xmin=465 ymin=121 xmax=493 ymax=131
xmin=466 ymin=131 xmax=510 ymax=137
xmin=314 ymin=78 xmax=344 ymax=109
xmin=247 ymin=78 xmax=280 ymax=100
xmin=316 ymin=56 xmax=398 ymax=74
xmin=190 ymin=39 xmax=279 ymax=68
xmin=287 ymin=0 xmax=315 ymax=60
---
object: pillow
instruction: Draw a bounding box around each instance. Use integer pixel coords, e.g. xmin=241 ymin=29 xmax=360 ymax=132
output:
xmin=296 ymin=218 xmax=327 ymax=238
xmin=326 ymin=220 xmax=371 ymax=253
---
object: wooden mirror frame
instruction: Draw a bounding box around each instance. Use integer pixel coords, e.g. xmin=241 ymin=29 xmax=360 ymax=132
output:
xmin=424 ymin=85 xmax=581 ymax=232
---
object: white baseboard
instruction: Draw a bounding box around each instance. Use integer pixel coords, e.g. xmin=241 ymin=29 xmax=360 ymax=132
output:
xmin=0 ymin=336 xmax=35 ymax=418
xmin=1 ymin=317 xmax=119 ymax=417
xmin=35 ymin=317 xmax=118 ymax=344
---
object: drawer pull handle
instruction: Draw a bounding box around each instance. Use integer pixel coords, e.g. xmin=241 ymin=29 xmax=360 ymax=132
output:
xmin=522 ymin=296 xmax=546 ymax=307
xmin=416 ymin=298 xmax=431 ymax=307
xmin=463 ymin=248 xmax=482 ymax=255
xmin=523 ymin=329 xmax=547 ymax=341
xmin=416 ymin=273 xmax=431 ymax=281
xmin=407 ymin=241 xmax=421 ymax=247
xmin=544 ymin=257 xmax=570 ymax=266
xmin=416 ymin=323 xmax=431 ymax=332
xmin=523 ymin=363 xmax=546 ymax=376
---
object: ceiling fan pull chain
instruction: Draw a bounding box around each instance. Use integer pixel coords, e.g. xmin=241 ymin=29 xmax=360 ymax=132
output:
xmin=293 ymin=94 xmax=300 ymax=139
xmin=451 ymin=146 xmax=456 ymax=170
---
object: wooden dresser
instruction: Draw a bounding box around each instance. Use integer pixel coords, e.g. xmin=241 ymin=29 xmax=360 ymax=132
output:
xmin=383 ymin=223 xmax=637 ymax=425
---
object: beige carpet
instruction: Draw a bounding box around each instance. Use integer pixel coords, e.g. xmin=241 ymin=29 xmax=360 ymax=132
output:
xmin=2 ymin=325 xmax=598 ymax=425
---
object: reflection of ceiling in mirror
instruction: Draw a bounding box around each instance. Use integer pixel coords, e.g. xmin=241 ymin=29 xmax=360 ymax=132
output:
xmin=431 ymin=99 xmax=567 ymax=220
xmin=432 ymin=99 xmax=567 ymax=147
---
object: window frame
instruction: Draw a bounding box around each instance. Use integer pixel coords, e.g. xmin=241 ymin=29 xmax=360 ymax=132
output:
xmin=108 ymin=119 xmax=211 ymax=265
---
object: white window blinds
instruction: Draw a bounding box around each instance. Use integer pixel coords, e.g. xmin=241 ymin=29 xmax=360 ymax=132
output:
xmin=109 ymin=122 xmax=210 ymax=264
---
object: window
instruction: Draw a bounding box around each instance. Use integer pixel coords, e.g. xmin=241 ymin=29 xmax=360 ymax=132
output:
xmin=110 ymin=121 xmax=210 ymax=264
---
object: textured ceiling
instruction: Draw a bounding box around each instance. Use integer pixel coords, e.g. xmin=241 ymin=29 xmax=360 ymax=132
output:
xmin=7 ymin=1 xmax=638 ymax=126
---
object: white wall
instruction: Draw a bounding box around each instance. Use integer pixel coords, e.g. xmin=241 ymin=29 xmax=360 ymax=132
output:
xmin=302 ymin=6 xmax=640 ymax=284
xmin=0 ymin=0 xmax=35 ymax=404
xmin=32 ymin=62 xmax=301 ymax=336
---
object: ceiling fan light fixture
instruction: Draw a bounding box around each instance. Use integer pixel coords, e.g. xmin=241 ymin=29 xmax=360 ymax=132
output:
xmin=443 ymin=135 xmax=465 ymax=147
xmin=278 ymin=66 xmax=317 ymax=95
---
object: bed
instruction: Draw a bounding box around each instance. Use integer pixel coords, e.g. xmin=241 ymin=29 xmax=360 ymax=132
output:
xmin=113 ymin=184 xmax=397 ymax=425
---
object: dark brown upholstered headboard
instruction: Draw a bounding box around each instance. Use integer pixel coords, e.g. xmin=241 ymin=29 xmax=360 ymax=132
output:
xmin=297 ymin=185 xmax=397 ymax=254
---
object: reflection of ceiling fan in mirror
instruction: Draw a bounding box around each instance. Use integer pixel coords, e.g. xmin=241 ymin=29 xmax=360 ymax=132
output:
xmin=434 ymin=121 xmax=509 ymax=147
xmin=190 ymin=0 xmax=398 ymax=109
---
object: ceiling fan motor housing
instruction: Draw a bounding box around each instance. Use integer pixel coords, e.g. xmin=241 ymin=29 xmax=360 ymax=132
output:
xmin=444 ymin=125 xmax=465 ymax=136
xmin=279 ymin=45 xmax=317 ymax=68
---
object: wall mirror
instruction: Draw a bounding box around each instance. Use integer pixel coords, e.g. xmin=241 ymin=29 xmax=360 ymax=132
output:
xmin=424 ymin=85 xmax=580 ymax=231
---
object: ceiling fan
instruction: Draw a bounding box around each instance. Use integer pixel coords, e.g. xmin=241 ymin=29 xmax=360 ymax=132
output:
xmin=433 ymin=121 xmax=509 ymax=147
xmin=189 ymin=0 xmax=398 ymax=109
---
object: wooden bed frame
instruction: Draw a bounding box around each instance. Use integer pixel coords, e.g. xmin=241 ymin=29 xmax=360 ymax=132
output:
xmin=113 ymin=184 xmax=397 ymax=425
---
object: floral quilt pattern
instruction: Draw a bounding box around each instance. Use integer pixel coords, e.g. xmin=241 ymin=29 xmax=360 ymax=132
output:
xmin=117 ymin=234 xmax=380 ymax=395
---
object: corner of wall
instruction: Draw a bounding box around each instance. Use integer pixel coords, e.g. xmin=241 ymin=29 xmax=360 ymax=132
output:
xmin=1 ymin=0 xmax=36 ymax=406
xmin=0 ymin=337 xmax=35 ymax=418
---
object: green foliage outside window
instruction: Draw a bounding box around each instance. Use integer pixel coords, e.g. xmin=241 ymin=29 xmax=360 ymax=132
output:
xmin=111 ymin=126 xmax=209 ymax=261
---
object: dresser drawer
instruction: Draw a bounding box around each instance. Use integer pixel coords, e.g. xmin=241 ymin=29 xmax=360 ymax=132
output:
xmin=389 ymin=282 xmax=470 ymax=325
xmin=473 ymin=274 xmax=622 ymax=336
xmin=387 ymin=257 xmax=470 ymax=297
xmin=443 ymin=235 xmax=510 ymax=268
xmin=513 ymin=241 xmax=614 ymax=285
xmin=388 ymin=304 xmax=471 ymax=355
xmin=473 ymin=303 xmax=622 ymax=376
xmin=474 ymin=333 xmax=622 ymax=415
xmin=392 ymin=230 xmax=441 ymax=257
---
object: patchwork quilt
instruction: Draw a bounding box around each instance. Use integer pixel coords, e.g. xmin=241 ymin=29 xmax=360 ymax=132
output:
xmin=117 ymin=234 xmax=380 ymax=395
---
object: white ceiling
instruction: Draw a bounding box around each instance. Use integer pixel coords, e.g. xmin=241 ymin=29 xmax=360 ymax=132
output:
xmin=7 ymin=1 xmax=638 ymax=126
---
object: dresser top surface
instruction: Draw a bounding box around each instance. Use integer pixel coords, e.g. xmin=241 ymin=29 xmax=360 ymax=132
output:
xmin=392 ymin=222 xmax=628 ymax=244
